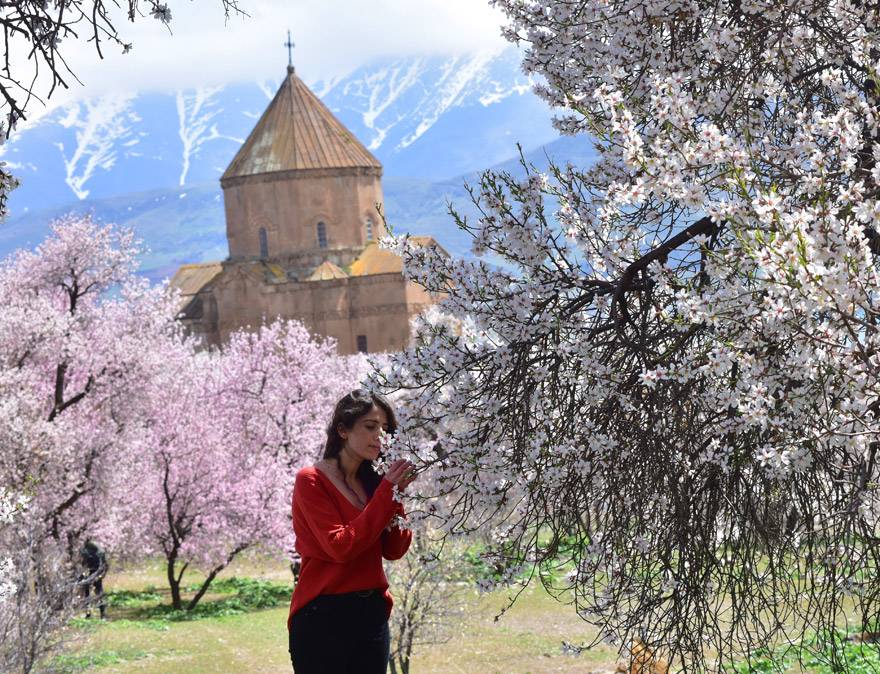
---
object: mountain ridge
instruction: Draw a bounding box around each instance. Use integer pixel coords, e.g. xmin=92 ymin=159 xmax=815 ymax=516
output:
xmin=0 ymin=135 xmax=596 ymax=282
xmin=1 ymin=48 xmax=557 ymax=214
xmin=0 ymin=47 xmax=601 ymax=280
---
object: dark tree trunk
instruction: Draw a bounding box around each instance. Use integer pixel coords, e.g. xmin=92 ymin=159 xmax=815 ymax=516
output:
xmin=185 ymin=543 xmax=249 ymax=612
xmin=166 ymin=550 xmax=186 ymax=611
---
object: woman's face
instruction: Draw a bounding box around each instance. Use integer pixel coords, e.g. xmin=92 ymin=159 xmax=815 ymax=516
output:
xmin=341 ymin=404 xmax=389 ymax=462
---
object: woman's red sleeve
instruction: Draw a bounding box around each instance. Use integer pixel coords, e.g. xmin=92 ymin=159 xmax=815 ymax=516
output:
xmin=294 ymin=471 xmax=398 ymax=563
xmin=381 ymin=502 xmax=413 ymax=560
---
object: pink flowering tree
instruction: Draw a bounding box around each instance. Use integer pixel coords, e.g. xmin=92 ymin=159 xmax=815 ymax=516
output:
xmin=216 ymin=321 xmax=364 ymax=475
xmin=117 ymin=320 xmax=363 ymax=611
xmin=117 ymin=346 xmax=286 ymax=612
xmin=214 ymin=323 xmax=368 ymax=572
xmin=0 ymin=215 xmax=186 ymax=672
xmin=0 ymin=215 xmax=183 ymax=555
xmin=376 ymin=1 xmax=880 ymax=670
xmin=0 ymin=215 xmax=365 ymax=616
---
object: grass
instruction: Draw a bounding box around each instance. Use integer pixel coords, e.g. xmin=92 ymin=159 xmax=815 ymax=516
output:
xmin=105 ymin=588 xmax=164 ymax=608
xmin=727 ymin=631 xmax=880 ymax=674
xmin=53 ymin=648 xmax=151 ymax=673
xmin=56 ymin=555 xmax=618 ymax=674
xmin=58 ymin=555 xmax=880 ymax=673
xmin=124 ymin=577 xmax=295 ymax=621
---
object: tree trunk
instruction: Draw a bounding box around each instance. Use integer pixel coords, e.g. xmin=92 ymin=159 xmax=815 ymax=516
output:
xmin=167 ymin=570 xmax=181 ymax=611
xmin=166 ymin=550 xmax=186 ymax=611
xmin=402 ymin=630 xmax=413 ymax=674
xmin=185 ymin=543 xmax=249 ymax=612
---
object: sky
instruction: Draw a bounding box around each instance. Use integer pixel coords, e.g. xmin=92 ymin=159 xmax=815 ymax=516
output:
xmin=17 ymin=0 xmax=510 ymax=122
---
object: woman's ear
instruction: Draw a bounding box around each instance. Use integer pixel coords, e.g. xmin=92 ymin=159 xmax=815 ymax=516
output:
xmin=337 ymin=423 xmax=348 ymax=440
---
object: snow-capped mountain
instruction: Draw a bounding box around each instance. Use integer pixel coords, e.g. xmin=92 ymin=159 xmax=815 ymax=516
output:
xmin=1 ymin=47 xmax=557 ymax=216
xmin=320 ymin=48 xmax=552 ymax=178
xmin=0 ymin=135 xmax=596 ymax=283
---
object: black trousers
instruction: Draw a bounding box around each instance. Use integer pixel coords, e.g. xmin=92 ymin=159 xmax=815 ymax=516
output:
xmin=81 ymin=577 xmax=105 ymax=618
xmin=289 ymin=589 xmax=390 ymax=674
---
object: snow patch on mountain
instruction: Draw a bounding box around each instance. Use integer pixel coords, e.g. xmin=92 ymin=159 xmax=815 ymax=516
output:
xmin=176 ymin=87 xmax=243 ymax=185
xmin=3 ymin=160 xmax=38 ymax=172
xmin=352 ymin=59 xmax=425 ymax=150
xmin=399 ymin=50 xmax=499 ymax=149
xmin=479 ymin=81 xmax=532 ymax=106
xmin=325 ymin=48 xmax=523 ymax=154
xmin=55 ymin=93 xmax=138 ymax=199
xmin=256 ymin=80 xmax=275 ymax=102
xmin=310 ymin=74 xmax=344 ymax=100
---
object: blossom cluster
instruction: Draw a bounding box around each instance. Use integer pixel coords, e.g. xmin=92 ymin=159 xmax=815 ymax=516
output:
xmin=0 ymin=215 xmax=362 ymax=612
xmin=0 ymin=489 xmax=28 ymax=603
xmin=375 ymin=0 xmax=880 ymax=668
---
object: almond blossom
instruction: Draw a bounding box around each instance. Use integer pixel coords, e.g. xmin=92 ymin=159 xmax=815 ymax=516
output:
xmin=0 ymin=216 xmax=361 ymax=618
xmin=377 ymin=1 xmax=880 ymax=670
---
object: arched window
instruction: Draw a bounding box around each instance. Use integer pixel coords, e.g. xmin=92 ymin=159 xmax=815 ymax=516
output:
xmin=365 ymin=217 xmax=374 ymax=241
xmin=258 ymin=227 xmax=269 ymax=259
xmin=317 ymin=221 xmax=328 ymax=249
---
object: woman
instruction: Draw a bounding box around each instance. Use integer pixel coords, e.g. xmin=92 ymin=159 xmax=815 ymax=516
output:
xmin=287 ymin=389 xmax=415 ymax=673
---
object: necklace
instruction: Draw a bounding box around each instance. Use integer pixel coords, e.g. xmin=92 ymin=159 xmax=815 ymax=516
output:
xmin=342 ymin=479 xmax=365 ymax=508
xmin=338 ymin=471 xmax=365 ymax=508
xmin=328 ymin=456 xmax=366 ymax=508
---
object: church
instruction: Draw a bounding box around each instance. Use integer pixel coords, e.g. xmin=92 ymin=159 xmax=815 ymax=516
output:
xmin=170 ymin=64 xmax=442 ymax=354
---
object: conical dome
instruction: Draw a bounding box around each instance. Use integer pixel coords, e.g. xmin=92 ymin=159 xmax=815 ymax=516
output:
xmin=306 ymin=260 xmax=348 ymax=281
xmin=222 ymin=66 xmax=381 ymax=182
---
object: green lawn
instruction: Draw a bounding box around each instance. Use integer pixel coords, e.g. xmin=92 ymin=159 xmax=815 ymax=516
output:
xmin=57 ymin=556 xmax=619 ymax=674
xmin=58 ymin=557 xmax=880 ymax=673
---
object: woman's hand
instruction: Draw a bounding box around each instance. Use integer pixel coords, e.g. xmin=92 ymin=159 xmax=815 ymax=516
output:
xmin=382 ymin=459 xmax=417 ymax=491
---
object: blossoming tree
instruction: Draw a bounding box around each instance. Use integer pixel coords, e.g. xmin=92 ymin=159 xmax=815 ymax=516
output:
xmin=0 ymin=215 xmax=182 ymax=556
xmin=0 ymin=489 xmax=26 ymax=603
xmin=120 ymin=321 xmax=359 ymax=611
xmin=0 ymin=215 xmax=186 ymax=672
xmin=377 ymin=1 xmax=880 ymax=669
xmin=214 ymin=323 xmax=369 ymax=576
xmin=0 ymin=215 xmax=362 ymax=621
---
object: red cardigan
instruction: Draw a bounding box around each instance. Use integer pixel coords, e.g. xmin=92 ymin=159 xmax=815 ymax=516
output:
xmin=287 ymin=465 xmax=412 ymax=631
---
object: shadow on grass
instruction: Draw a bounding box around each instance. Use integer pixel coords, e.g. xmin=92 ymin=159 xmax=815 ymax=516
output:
xmin=101 ymin=576 xmax=293 ymax=623
xmin=54 ymin=578 xmax=293 ymax=672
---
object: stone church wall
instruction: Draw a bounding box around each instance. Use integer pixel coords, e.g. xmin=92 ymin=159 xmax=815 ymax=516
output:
xmin=222 ymin=168 xmax=385 ymax=265
xmin=207 ymin=270 xmax=431 ymax=354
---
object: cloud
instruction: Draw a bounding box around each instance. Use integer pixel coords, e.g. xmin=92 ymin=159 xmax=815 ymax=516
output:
xmin=22 ymin=0 xmax=509 ymax=119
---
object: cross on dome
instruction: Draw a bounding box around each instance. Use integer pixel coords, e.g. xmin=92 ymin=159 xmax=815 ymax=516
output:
xmin=284 ymin=30 xmax=295 ymax=74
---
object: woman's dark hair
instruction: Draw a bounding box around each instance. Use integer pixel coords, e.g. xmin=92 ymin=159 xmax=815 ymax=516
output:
xmin=323 ymin=389 xmax=397 ymax=497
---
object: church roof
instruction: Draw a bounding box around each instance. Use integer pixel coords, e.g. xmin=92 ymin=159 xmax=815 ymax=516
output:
xmin=169 ymin=262 xmax=223 ymax=299
xmin=307 ymin=260 xmax=348 ymax=281
xmin=349 ymin=238 xmax=449 ymax=277
xmin=222 ymin=66 xmax=381 ymax=181
xmin=349 ymin=243 xmax=403 ymax=276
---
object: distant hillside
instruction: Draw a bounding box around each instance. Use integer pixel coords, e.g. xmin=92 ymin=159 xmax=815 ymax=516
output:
xmin=0 ymin=135 xmax=596 ymax=282
xmin=0 ymin=48 xmax=558 ymax=216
